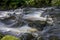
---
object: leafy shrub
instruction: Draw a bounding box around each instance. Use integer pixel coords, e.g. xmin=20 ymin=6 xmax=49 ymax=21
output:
xmin=24 ymin=0 xmax=35 ymax=7
xmin=52 ymin=0 xmax=60 ymax=6
xmin=0 ymin=0 xmax=60 ymax=10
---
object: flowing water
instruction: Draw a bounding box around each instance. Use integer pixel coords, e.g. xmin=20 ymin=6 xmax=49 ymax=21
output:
xmin=0 ymin=7 xmax=60 ymax=40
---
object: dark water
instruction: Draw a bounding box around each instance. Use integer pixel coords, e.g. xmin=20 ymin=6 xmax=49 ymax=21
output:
xmin=0 ymin=7 xmax=60 ymax=40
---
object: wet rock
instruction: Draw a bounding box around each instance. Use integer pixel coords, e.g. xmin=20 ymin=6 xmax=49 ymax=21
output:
xmin=28 ymin=28 xmax=38 ymax=33
xmin=49 ymin=36 xmax=59 ymax=40
xmin=0 ymin=12 xmax=14 ymax=20
xmin=19 ymin=33 xmax=35 ymax=40
xmin=33 ymin=36 xmax=44 ymax=40
xmin=28 ymin=20 xmax=47 ymax=30
xmin=37 ymin=36 xmax=44 ymax=40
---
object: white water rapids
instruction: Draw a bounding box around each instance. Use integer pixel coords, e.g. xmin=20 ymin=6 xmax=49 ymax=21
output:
xmin=0 ymin=7 xmax=60 ymax=40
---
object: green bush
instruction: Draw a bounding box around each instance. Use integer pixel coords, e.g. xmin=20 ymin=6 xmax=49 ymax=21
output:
xmin=0 ymin=0 xmax=60 ymax=10
xmin=24 ymin=0 xmax=35 ymax=7
xmin=1 ymin=35 xmax=20 ymax=40
xmin=0 ymin=0 xmax=21 ymax=10
xmin=52 ymin=0 xmax=60 ymax=6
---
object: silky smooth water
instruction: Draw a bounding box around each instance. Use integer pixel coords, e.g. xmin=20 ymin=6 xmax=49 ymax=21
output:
xmin=0 ymin=7 xmax=60 ymax=40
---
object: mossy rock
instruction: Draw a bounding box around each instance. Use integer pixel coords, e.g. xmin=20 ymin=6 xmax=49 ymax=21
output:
xmin=0 ymin=33 xmax=5 ymax=39
xmin=1 ymin=35 xmax=20 ymax=40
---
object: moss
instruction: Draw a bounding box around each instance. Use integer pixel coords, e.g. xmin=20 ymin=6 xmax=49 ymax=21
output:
xmin=1 ymin=35 xmax=20 ymax=40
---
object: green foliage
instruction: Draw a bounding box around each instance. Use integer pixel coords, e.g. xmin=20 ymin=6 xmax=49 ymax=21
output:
xmin=0 ymin=0 xmax=60 ymax=10
xmin=25 ymin=0 xmax=35 ymax=6
xmin=0 ymin=0 xmax=21 ymax=10
xmin=1 ymin=35 xmax=20 ymax=40
xmin=34 ymin=0 xmax=50 ymax=7
xmin=52 ymin=0 xmax=60 ymax=6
